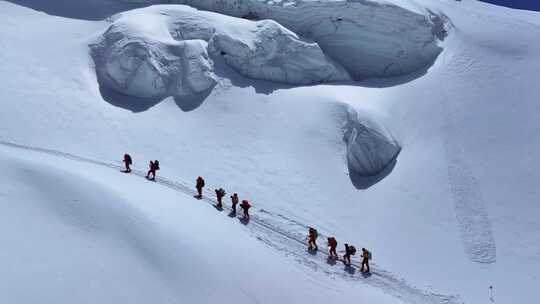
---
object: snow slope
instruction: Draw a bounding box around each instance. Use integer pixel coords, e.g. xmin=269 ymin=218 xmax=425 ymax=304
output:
xmin=1 ymin=0 xmax=540 ymax=303
xmin=0 ymin=143 xmax=401 ymax=304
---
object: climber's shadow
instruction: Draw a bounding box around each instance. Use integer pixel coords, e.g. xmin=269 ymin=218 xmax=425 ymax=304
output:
xmin=323 ymin=62 xmax=433 ymax=89
xmin=97 ymin=72 xmax=211 ymax=113
xmin=173 ymin=88 xmax=213 ymax=112
xmin=94 ymin=53 xmax=289 ymax=113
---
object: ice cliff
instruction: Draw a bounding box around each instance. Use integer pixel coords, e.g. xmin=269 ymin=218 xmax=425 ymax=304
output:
xmin=342 ymin=105 xmax=401 ymax=177
xmin=128 ymin=0 xmax=447 ymax=80
xmin=90 ymin=5 xmax=350 ymax=99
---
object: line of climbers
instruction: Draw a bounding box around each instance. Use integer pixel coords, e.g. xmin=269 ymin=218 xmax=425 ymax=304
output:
xmin=123 ymin=154 xmax=252 ymax=219
xmin=309 ymin=227 xmax=371 ymax=272
xmin=123 ymin=153 xmax=370 ymax=272
xmin=198 ymin=178 xmax=251 ymax=219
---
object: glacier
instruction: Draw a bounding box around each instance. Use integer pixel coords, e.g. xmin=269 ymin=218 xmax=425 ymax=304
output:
xmin=126 ymin=0 xmax=447 ymax=80
xmin=91 ymin=4 xmax=350 ymax=100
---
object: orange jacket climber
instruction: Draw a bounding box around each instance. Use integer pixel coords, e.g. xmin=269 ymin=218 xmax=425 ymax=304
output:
xmin=327 ymin=236 xmax=338 ymax=257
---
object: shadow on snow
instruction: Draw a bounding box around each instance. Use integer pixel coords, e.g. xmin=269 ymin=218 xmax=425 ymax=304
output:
xmin=348 ymin=158 xmax=398 ymax=190
xmin=94 ymin=54 xmax=290 ymax=113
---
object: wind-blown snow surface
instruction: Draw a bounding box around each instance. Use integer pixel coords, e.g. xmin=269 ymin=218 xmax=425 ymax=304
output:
xmin=1 ymin=0 xmax=540 ymax=303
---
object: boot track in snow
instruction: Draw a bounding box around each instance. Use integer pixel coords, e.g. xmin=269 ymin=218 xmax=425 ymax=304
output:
xmin=0 ymin=140 xmax=460 ymax=304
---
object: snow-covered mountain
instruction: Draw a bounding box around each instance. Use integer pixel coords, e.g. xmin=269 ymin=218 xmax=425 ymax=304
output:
xmin=1 ymin=0 xmax=539 ymax=303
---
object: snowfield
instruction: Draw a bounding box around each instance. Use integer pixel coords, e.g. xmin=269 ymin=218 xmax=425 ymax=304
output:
xmin=1 ymin=0 xmax=540 ymax=303
xmin=0 ymin=143 xmax=402 ymax=304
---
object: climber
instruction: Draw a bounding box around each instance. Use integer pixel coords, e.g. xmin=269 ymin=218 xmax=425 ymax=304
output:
xmin=230 ymin=193 xmax=239 ymax=214
xmin=327 ymin=236 xmax=338 ymax=258
xmin=240 ymin=200 xmax=251 ymax=219
xmin=195 ymin=176 xmax=205 ymax=199
xmin=153 ymin=160 xmax=160 ymax=175
xmin=361 ymin=248 xmax=371 ymax=273
xmin=307 ymin=227 xmax=319 ymax=251
xmin=146 ymin=160 xmax=155 ymax=180
xmin=343 ymin=243 xmax=356 ymax=265
xmin=123 ymin=153 xmax=132 ymax=173
xmin=215 ymin=188 xmax=226 ymax=208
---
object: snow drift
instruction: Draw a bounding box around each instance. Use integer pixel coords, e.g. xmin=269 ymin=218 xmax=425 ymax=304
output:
xmin=91 ymin=5 xmax=350 ymax=99
xmin=129 ymin=0 xmax=447 ymax=80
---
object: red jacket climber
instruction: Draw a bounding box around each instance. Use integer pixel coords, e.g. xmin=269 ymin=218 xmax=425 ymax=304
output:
xmin=195 ymin=176 xmax=205 ymax=199
xmin=240 ymin=200 xmax=251 ymax=219
xmin=123 ymin=153 xmax=132 ymax=173
xmin=327 ymin=236 xmax=338 ymax=258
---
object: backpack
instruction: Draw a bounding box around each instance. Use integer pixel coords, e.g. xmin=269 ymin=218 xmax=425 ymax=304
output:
xmin=126 ymin=154 xmax=132 ymax=165
xmin=219 ymin=189 xmax=226 ymax=196
xmin=349 ymin=246 xmax=356 ymax=255
xmin=200 ymin=179 xmax=205 ymax=187
xmin=154 ymin=160 xmax=160 ymax=170
xmin=328 ymin=237 xmax=337 ymax=247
